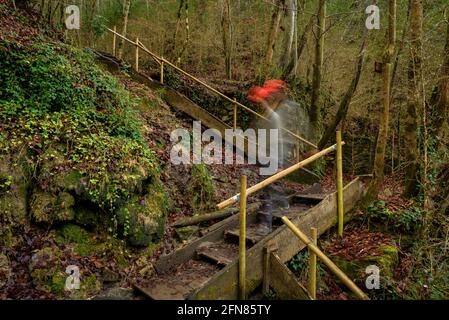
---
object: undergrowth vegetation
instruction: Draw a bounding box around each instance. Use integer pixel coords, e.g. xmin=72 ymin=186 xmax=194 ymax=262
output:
xmin=0 ymin=35 xmax=167 ymax=245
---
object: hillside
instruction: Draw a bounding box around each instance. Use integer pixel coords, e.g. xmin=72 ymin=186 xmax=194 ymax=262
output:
xmin=0 ymin=2 xmax=265 ymax=299
xmin=1 ymin=0 xmax=449 ymax=303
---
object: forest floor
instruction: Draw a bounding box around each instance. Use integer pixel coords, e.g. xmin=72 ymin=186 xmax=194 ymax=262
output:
xmin=1 ymin=1 xmax=446 ymax=301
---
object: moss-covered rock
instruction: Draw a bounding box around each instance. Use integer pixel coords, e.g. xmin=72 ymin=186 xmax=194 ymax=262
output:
xmin=175 ymin=226 xmax=199 ymax=241
xmin=29 ymin=246 xmax=65 ymax=293
xmin=56 ymin=224 xmax=102 ymax=256
xmin=120 ymin=165 xmax=151 ymax=195
xmin=28 ymin=245 xmax=102 ymax=297
xmin=68 ymin=274 xmax=102 ymax=299
xmin=0 ymin=153 xmax=28 ymax=226
xmin=331 ymin=245 xmax=399 ymax=287
xmin=30 ymin=190 xmax=76 ymax=223
xmin=0 ymin=253 xmax=12 ymax=288
xmin=60 ymin=224 xmax=90 ymax=244
xmin=55 ymin=170 xmax=87 ymax=195
xmin=74 ymin=207 xmax=100 ymax=227
xmin=116 ymin=180 xmax=168 ymax=247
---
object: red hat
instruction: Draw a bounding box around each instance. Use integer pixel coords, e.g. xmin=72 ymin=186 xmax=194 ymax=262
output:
xmin=247 ymin=86 xmax=272 ymax=103
xmin=247 ymin=80 xmax=287 ymax=103
xmin=264 ymin=79 xmax=287 ymax=90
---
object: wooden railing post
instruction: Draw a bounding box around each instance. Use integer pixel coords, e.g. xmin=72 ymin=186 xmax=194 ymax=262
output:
xmin=336 ymin=130 xmax=344 ymax=237
xmin=239 ymin=175 xmax=247 ymax=300
xmin=112 ymin=26 xmax=117 ymax=56
xmin=160 ymin=58 xmax=165 ymax=84
xmin=281 ymin=217 xmax=369 ymax=300
xmin=308 ymin=227 xmax=317 ymax=299
xmin=135 ymin=37 xmax=139 ymax=72
xmin=233 ymin=98 xmax=237 ymax=129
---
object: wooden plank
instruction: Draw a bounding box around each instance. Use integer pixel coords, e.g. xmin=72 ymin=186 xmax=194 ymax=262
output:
xmin=129 ymin=71 xmax=230 ymax=134
xmin=225 ymin=225 xmax=265 ymax=245
xmin=134 ymin=283 xmax=189 ymax=300
xmin=290 ymin=193 xmax=326 ymax=203
xmin=196 ymin=242 xmax=238 ymax=266
xmin=189 ymin=177 xmax=368 ymax=300
xmin=269 ymin=252 xmax=311 ymax=300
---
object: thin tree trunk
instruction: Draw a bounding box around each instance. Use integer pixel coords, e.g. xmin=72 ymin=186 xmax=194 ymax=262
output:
xmin=282 ymin=10 xmax=314 ymax=78
xmin=264 ymin=0 xmax=285 ymax=74
xmin=171 ymin=0 xmax=185 ymax=61
xmin=310 ymin=0 xmax=326 ymax=142
xmin=280 ymin=0 xmax=296 ymax=69
xmin=177 ymin=0 xmax=190 ymax=65
xmin=118 ymin=0 xmax=131 ymax=60
xmin=221 ymin=0 xmax=232 ymax=79
xmin=365 ymin=0 xmax=396 ymax=202
xmin=390 ymin=0 xmax=412 ymax=97
xmin=317 ymin=32 xmax=368 ymax=149
xmin=432 ymin=18 xmax=449 ymax=137
xmin=403 ymin=0 xmax=423 ymax=197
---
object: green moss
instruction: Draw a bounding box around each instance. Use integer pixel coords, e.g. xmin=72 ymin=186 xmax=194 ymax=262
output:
xmin=332 ymin=244 xmax=399 ymax=285
xmin=29 ymin=246 xmax=65 ymax=293
xmin=56 ymin=170 xmax=86 ymax=194
xmin=116 ymin=179 xmax=169 ymax=247
xmin=0 ymin=226 xmax=14 ymax=249
xmin=188 ymin=164 xmax=216 ymax=214
xmin=60 ymin=224 xmax=89 ymax=243
xmin=50 ymin=271 xmax=67 ymax=294
xmin=0 ymin=154 xmax=28 ymax=225
xmin=81 ymin=274 xmax=101 ymax=293
xmin=74 ymin=207 xmax=100 ymax=227
xmin=175 ymin=226 xmax=199 ymax=241
xmin=57 ymin=224 xmax=102 ymax=256
xmin=0 ymin=38 xmax=162 ymax=230
xmin=30 ymin=190 xmax=76 ymax=223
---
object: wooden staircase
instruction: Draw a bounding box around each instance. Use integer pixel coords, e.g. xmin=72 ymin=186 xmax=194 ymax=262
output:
xmin=133 ymin=177 xmax=368 ymax=300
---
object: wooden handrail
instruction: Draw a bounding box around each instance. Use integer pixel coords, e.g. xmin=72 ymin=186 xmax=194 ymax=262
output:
xmin=282 ymin=216 xmax=369 ymax=300
xmin=217 ymin=143 xmax=342 ymax=210
xmin=106 ymin=27 xmax=318 ymax=149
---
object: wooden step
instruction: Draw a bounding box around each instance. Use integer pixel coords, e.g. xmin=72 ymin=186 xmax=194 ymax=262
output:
xmin=271 ymin=203 xmax=313 ymax=221
xmin=288 ymin=193 xmax=326 ymax=205
xmin=134 ymin=260 xmax=218 ymax=300
xmin=225 ymin=224 xmax=267 ymax=245
xmin=196 ymin=241 xmax=238 ymax=266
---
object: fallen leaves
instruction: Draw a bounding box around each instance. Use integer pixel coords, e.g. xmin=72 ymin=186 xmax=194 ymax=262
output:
xmin=324 ymin=226 xmax=393 ymax=260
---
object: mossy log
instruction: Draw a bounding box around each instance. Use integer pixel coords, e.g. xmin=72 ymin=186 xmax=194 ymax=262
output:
xmin=172 ymin=207 xmax=239 ymax=228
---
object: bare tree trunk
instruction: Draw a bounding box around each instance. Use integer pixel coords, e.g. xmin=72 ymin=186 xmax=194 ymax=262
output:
xmin=281 ymin=13 xmax=315 ymax=78
xmin=171 ymin=0 xmax=185 ymax=60
xmin=317 ymin=31 xmax=368 ymax=149
xmin=177 ymin=0 xmax=190 ymax=65
xmin=118 ymin=0 xmax=131 ymax=60
xmin=390 ymin=0 xmax=412 ymax=97
xmin=221 ymin=0 xmax=232 ymax=79
xmin=310 ymin=0 xmax=326 ymax=142
xmin=280 ymin=0 xmax=296 ymax=69
xmin=403 ymin=0 xmax=423 ymax=197
xmin=264 ymin=0 xmax=285 ymax=74
xmin=365 ymin=0 xmax=396 ymax=202
xmin=432 ymin=18 xmax=449 ymax=137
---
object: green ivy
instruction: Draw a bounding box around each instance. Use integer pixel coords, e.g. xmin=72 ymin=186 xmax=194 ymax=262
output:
xmin=0 ymin=38 xmax=159 ymax=215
